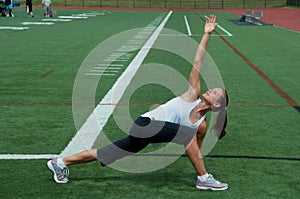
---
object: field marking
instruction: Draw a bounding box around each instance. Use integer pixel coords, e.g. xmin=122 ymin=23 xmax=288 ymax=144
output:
xmin=22 ymin=22 xmax=54 ymax=25
xmin=217 ymin=24 xmax=233 ymax=36
xmin=87 ymin=22 xmax=153 ymax=76
xmin=58 ymin=16 xmax=88 ymax=19
xmin=159 ymin=33 xmax=232 ymax=37
xmin=94 ymin=67 xmax=121 ymax=70
xmin=98 ymin=64 xmax=124 ymax=67
xmin=87 ymin=53 xmax=133 ymax=76
xmin=90 ymin=70 xmax=119 ymax=73
xmin=104 ymin=59 xmax=129 ymax=62
xmin=73 ymin=14 xmax=97 ymax=17
xmin=0 ymin=154 xmax=57 ymax=159
xmin=85 ymin=73 xmax=116 ymax=76
xmin=0 ymin=26 xmax=29 ymax=30
xmin=60 ymin=11 xmax=173 ymax=157
xmin=184 ymin=15 xmax=192 ymax=36
xmin=41 ymin=18 xmax=72 ymax=22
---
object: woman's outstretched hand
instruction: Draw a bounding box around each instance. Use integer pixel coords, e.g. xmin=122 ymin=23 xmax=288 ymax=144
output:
xmin=204 ymin=14 xmax=218 ymax=34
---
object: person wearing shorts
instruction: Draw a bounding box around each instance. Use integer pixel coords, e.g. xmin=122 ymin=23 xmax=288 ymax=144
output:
xmin=5 ymin=0 xmax=13 ymax=17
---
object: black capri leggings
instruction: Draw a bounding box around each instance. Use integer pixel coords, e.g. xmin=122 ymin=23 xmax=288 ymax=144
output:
xmin=97 ymin=117 xmax=196 ymax=166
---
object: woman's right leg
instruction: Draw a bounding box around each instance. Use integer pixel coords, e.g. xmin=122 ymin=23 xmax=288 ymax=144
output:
xmin=98 ymin=135 xmax=149 ymax=166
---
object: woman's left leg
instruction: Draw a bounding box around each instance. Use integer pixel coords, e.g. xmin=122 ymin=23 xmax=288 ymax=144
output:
xmin=62 ymin=149 xmax=98 ymax=166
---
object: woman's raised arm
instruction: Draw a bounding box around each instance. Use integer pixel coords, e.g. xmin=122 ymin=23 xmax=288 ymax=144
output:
xmin=181 ymin=15 xmax=217 ymax=102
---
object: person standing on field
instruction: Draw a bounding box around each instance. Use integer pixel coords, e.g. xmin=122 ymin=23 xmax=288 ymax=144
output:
xmin=42 ymin=0 xmax=51 ymax=17
xmin=25 ymin=0 xmax=33 ymax=17
xmin=5 ymin=0 xmax=14 ymax=17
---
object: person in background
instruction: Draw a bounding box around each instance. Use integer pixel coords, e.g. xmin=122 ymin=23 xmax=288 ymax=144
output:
xmin=0 ymin=0 xmax=6 ymax=16
xmin=5 ymin=0 xmax=14 ymax=17
xmin=42 ymin=0 xmax=51 ymax=17
xmin=25 ymin=0 xmax=33 ymax=17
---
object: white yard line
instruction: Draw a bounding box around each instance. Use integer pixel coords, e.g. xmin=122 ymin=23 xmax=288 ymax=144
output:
xmin=85 ymin=73 xmax=116 ymax=76
xmin=0 ymin=26 xmax=29 ymax=30
xmin=104 ymin=59 xmax=129 ymax=62
xmin=98 ymin=64 xmax=124 ymax=67
xmin=90 ymin=70 xmax=119 ymax=73
xmin=184 ymin=15 xmax=192 ymax=36
xmin=58 ymin=16 xmax=88 ymax=19
xmin=60 ymin=11 xmax=173 ymax=157
xmin=42 ymin=19 xmax=72 ymax=22
xmin=217 ymin=24 xmax=233 ymax=36
xmin=159 ymin=33 xmax=232 ymax=37
xmin=94 ymin=67 xmax=121 ymax=70
xmin=22 ymin=22 xmax=54 ymax=25
xmin=0 ymin=154 xmax=57 ymax=159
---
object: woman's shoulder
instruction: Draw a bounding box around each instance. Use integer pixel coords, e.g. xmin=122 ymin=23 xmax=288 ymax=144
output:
xmin=180 ymin=89 xmax=200 ymax=102
xmin=180 ymin=91 xmax=201 ymax=103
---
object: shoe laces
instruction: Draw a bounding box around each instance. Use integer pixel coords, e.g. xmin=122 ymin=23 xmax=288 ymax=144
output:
xmin=62 ymin=167 xmax=69 ymax=177
xmin=55 ymin=165 xmax=69 ymax=179
xmin=56 ymin=167 xmax=69 ymax=181
xmin=207 ymin=174 xmax=221 ymax=184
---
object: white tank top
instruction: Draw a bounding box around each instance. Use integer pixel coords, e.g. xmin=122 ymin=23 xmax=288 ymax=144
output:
xmin=141 ymin=97 xmax=206 ymax=129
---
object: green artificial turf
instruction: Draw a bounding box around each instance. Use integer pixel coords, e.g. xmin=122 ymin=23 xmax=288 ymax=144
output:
xmin=0 ymin=8 xmax=299 ymax=198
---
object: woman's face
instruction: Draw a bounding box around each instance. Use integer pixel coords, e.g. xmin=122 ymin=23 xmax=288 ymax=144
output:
xmin=202 ymin=88 xmax=224 ymax=108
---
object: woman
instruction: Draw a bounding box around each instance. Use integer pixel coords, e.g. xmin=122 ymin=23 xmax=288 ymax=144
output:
xmin=47 ymin=14 xmax=229 ymax=191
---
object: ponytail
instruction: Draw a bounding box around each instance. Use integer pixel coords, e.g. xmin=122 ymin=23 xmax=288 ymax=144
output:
xmin=212 ymin=89 xmax=229 ymax=140
xmin=213 ymin=108 xmax=227 ymax=139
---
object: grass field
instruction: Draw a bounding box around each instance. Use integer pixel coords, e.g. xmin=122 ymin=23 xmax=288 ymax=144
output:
xmin=0 ymin=7 xmax=299 ymax=198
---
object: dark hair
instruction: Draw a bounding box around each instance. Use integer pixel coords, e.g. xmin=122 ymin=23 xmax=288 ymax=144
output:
xmin=212 ymin=89 xmax=229 ymax=139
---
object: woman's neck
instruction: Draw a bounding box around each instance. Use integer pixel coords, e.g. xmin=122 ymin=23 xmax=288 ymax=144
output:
xmin=197 ymin=101 xmax=211 ymax=114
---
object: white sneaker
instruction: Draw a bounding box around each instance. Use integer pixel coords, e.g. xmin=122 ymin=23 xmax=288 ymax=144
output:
xmin=196 ymin=174 xmax=228 ymax=191
xmin=47 ymin=158 xmax=69 ymax=183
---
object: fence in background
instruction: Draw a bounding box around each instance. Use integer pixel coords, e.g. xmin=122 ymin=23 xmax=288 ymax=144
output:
xmin=52 ymin=0 xmax=287 ymax=8
xmin=287 ymin=0 xmax=300 ymax=6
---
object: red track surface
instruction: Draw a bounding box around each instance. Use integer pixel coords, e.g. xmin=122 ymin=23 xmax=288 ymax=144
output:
xmin=224 ymin=8 xmax=300 ymax=33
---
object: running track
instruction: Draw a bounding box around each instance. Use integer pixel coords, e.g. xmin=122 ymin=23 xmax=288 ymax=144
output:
xmin=220 ymin=8 xmax=300 ymax=32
